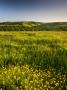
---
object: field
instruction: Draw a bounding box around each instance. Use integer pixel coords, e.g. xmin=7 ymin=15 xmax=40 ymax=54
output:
xmin=0 ymin=31 xmax=67 ymax=90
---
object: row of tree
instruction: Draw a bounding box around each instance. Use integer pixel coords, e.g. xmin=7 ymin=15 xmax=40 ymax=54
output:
xmin=0 ymin=21 xmax=67 ymax=31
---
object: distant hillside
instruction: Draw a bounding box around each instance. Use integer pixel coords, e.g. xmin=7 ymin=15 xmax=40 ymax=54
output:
xmin=0 ymin=21 xmax=42 ymax=26
xmin=33 ymin=22 xmax=67 ymax=31
xmin=0 ymin=21 xmax=67 ymax=31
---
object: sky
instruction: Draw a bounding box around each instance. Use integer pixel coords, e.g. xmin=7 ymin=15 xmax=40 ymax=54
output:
xmin=0 ymin=0 xmax=67 ymax=22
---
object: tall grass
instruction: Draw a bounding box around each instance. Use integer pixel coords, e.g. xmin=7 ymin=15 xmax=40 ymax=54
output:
xmin=0 ymin=31 xmax=67 ymax=90
xmin=0 ymin=31 xmax=67 ymax=70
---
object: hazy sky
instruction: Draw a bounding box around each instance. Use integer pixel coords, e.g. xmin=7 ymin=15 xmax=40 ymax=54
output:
xmin=0 ymin=0 xmax=67 ymax=22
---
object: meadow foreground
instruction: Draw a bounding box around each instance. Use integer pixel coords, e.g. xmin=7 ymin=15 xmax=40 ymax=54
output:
xmin=0 ymin=31 xmax=67 ymax=90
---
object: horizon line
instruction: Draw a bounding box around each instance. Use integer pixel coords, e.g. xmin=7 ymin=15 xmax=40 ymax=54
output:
xmin=0 ymin=20 xmax=67 ymax=23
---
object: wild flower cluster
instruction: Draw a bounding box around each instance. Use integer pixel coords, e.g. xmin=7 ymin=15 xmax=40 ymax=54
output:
xmin=0 ymin=65 xmax=67 ymax=90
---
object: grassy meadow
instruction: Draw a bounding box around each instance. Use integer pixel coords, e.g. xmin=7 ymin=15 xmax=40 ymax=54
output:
xmin=0 ymin=31 xmax=67 ymax=90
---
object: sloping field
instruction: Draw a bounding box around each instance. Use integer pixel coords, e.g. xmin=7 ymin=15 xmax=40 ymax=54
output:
xmin=0 ymin=31 xmax=67 ymax=90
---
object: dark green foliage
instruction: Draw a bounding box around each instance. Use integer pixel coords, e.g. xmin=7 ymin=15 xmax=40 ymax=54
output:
xmin=0 ymin=21 xmax=67 ymax=31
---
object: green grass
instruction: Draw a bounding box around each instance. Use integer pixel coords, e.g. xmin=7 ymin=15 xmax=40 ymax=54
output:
xmin=0 ymin=31 xmax=67 ymax=69
xmin=0 ymin=31 xmax=67 ymax=90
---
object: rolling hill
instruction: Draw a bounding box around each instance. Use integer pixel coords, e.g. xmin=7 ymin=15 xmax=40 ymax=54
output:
xmin=0 ymin=21 xmax=67 ymax=31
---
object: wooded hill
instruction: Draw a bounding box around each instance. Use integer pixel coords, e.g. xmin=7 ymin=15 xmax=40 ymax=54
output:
xmin=0 ymin=21 xmax=67 ymax=31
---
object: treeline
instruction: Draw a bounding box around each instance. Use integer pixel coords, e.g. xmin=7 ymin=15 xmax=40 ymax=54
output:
xmin=0 ymin=21 xmax=67 ymax=31
xmin=0 ymin=25 xmax=35 ymax=31
xmin=0 ymin=25 xmax=67 ymax=31
xmin=34 ymin=25 xmax=67 ymax=31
